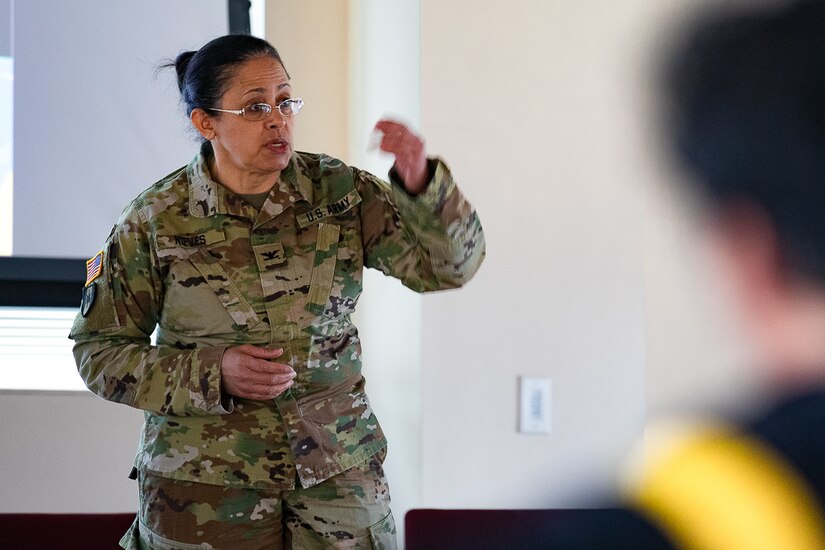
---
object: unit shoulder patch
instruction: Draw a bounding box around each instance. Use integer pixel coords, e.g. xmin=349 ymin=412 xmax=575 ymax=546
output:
xmin=80 ymin=281 xmax=97 ymax=317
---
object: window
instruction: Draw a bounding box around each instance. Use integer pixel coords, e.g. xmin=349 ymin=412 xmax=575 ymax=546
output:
xmin=0 ymin=307 xmax=85 ymax=391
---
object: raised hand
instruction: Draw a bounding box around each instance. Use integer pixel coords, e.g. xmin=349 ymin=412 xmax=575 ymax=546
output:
xmin=374 ymin=119 xmax=428 ymax=195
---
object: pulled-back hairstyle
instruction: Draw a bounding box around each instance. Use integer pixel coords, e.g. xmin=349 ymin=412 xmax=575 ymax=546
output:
xmin=170 ymin=34 xmax=288 ymax=116
xmin=664 ymin=0 xmax=825 ymax=281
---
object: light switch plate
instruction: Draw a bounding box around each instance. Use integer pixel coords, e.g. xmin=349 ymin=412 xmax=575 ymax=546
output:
xmin=519 ymin=376 xmax=552 ymax=434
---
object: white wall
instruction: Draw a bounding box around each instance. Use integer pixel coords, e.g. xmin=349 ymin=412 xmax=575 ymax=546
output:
xmin=419 ymin=0 xmax=649 ymax=507
xmin=0 ymin=392 xmax=144 ymax=512
xmin=415 ymin=0 xmax=758 ymax=507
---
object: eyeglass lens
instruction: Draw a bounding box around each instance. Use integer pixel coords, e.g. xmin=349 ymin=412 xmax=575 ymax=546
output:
xmin=242 ymin=100 xmax=301 ymax=120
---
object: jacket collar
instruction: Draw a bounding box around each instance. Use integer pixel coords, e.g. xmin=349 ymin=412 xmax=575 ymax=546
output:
xmin=187 ymin=146 xmax=313 ymax=220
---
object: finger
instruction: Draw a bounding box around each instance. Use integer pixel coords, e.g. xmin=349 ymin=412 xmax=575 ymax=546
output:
xmin=242 ymin=380 xmax=295 ymax=400
xmin=222 ymin=360 xmax=294 ymax=389
xmin=238 ymin=369 xmax=296 ymax=387
xmin=374 ymin=119 xmax=410 ymax=135
xmin=238 ymin=345 xmax=285 ymax=359
xmin=247 ymin=359 xmax=296 ymax=376
xmin=267 ymin=371 xmax=298 ymax=385
xmin=378 ymin=132 xmax=405 ymax=153
xmin=381 ymin=138 xmax=424 ymax=163
xmin=374 ymin=121 xmax=419 ymax=149
xmin=383 ymin=131 xmax=423 ymax=155
xmin=243 ymin=374 xmax=296 ymax=396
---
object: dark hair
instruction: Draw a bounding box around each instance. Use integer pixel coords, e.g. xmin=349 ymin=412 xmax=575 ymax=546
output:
xmin=168 ymin=34 xmax=288 ymax=116
xmin=664 ymin=0 xmax=825 ymax=281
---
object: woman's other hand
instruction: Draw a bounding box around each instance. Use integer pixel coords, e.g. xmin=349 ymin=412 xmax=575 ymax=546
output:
xmin=220 ymin=345 xmax=296 ymax=400
xmin=374 ymin=119 xmax=428 ymax=195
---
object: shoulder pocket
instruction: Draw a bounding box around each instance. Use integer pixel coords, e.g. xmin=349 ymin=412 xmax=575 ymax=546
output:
xmin=70 ymin=243 xmax=122 ymax=337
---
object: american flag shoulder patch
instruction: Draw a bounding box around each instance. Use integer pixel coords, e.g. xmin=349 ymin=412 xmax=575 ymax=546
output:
xmin=85 ymin=250 xmax=104 ymax=287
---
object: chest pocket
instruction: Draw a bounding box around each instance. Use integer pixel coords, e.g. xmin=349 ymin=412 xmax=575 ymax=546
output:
xmin=188 ymin=249 xmax=261 ymax=330
xmin=156 ymin=231 xmax=261 ymax=335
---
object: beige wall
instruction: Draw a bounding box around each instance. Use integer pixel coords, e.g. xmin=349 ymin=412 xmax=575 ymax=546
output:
xmin=266 ymin=1 xmax=350 ymax=160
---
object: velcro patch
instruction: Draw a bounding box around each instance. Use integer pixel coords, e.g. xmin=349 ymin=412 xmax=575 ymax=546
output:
xmin=254 ymin=242 xmax=287 ymax=272
xmin=85 ymin=250 xmax=104 ymax=286
xmin=80 ymin=282 xmax=97 ymax=317
xmin=171 ymin=229 xmax=226 ymax=248
xmin=297 ymin=189 xmax=361 ymax=228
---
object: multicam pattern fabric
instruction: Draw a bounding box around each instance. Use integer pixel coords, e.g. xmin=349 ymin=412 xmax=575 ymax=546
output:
xmin=123 ymin=450 xmax=395 ymax=550
xmin=70 ymin=150 xmax=485 ymax=491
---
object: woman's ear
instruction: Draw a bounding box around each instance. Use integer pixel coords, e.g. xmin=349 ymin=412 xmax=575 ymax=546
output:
xmin=190 ymin=108 xmax=216 ymax=141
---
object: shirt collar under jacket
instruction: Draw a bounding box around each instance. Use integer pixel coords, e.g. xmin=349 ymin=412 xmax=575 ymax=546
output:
xmin=186 ymin=145 xmax=313 ymax=220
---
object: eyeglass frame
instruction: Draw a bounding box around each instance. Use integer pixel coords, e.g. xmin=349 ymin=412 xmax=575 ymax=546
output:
xmin=205 ymin=97 xmax=304 ymax=121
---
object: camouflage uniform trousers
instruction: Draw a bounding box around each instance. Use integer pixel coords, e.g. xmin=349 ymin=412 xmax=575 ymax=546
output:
xmin=120 ymin=450 xmax=396 ymax=550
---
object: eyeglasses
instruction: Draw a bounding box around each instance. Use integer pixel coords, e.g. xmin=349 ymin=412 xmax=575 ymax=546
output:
xmin=206 ymin=98 xmax=304 ymax=121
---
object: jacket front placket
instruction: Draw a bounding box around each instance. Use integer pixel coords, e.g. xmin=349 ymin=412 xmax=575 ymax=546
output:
xmin=253 ymin=164 xmax=313 ymax=340
xmin=248 ymin=170 xmax=316 ymax=480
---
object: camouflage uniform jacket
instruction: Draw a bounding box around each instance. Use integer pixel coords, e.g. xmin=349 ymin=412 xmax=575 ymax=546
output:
xmin=70 ymin=150 xmax=485 ymax=490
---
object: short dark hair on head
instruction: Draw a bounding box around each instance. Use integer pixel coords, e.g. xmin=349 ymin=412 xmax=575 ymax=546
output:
xmin=170 ymin=34 xmax=288 ymax=116
xmin=664 ymin=0 xmax=825 ymax=281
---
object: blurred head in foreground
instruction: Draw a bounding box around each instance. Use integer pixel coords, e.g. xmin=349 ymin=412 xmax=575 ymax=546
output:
xmin=665 ymin=0 xmax=825 ymax=388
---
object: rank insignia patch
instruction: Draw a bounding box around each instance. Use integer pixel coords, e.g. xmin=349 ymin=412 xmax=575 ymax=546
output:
xmin=85 ymin=250 xmax=104 ymax=286
xmin=253 ymin=242 xmax=287 ymax=272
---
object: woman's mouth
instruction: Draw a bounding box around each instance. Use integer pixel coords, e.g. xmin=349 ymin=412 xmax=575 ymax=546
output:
xmin=265 ymin=139 xmax=289 ymax=153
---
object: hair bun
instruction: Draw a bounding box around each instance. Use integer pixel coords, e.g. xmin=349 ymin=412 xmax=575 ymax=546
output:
xmin=174 ymin=51 xmax=197 ymax=91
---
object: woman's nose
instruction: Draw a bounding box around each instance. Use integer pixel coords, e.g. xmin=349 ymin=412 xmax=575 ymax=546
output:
xmin=267 ymin=114 xmax=285 ymax=129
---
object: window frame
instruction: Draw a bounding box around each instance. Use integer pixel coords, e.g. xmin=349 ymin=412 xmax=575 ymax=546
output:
xmin=0 ymin=257 xmax=86 ymax=308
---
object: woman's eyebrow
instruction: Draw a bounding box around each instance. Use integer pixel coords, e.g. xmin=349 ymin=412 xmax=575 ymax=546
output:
xmin=241 ymin=82 xmax=292 ymax=98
